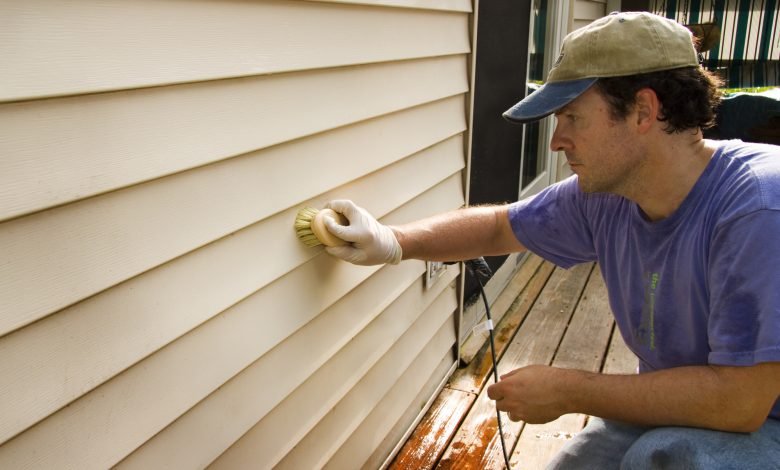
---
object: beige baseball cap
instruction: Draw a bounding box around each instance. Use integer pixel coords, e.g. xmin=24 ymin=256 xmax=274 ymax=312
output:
xmin=503 ymin=12 xmax=700 ymax=123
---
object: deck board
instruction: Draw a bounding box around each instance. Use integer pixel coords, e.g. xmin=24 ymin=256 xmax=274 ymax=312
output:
xmin=389 ymin=261 xmax=637 ymax=470
xmin=449 ymin=258 xmax=555 ymax=394
xmin=509 ymin=269 xmax=614 ymax=469
xmin=458 ymin=255 xmax=545 ymax=364
xmin=436 ymin=263 xmax=594 ymax=468
xmin=388 ymin=388 xmax=476 ymax=470
xmin=389 ymin=257 xmax=554 ymax=470
xmin=603 ymin=325 xmax=638 ymax=375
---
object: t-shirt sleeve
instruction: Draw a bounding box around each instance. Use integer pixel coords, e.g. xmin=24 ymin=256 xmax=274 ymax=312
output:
xmin=507 ymin=176 xmax=598 ymax=268
xmin=708 ymin=209 xmax=780 ymax=366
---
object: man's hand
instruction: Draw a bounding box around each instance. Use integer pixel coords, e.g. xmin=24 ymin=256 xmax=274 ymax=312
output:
xmin=323 ymin=200 xmax=402 ymax=266
xmin=487 ymin=365 xmax=574 ymax=423
xmin=487 ymin=362 xmax=780 ymax=432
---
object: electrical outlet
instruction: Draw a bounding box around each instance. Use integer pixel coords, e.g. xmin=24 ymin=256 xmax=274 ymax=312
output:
xmin=425 ymin=261 xmax=446 ymax=290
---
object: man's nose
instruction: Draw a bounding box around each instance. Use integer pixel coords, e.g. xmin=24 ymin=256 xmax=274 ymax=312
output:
xmin=549 ymin=122 xmax=567 ymax=152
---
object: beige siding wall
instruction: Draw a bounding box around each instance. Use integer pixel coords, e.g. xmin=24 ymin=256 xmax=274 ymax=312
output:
xmin=571 ymin=0 xmax=607 ymax=31
xmin=0 ymin=0 xmax=471 ymax=468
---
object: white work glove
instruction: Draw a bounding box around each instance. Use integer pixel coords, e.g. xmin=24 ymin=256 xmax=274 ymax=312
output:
xmin=323 ymin=199 xmax=403 ymax=266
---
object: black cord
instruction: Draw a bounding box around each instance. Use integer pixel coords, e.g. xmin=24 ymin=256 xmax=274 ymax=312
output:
xmin=465 ymin=258 xmax=512 ymax=470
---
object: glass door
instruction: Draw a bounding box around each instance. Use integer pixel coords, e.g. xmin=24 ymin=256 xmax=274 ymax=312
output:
xmin=519 ymin=0 xmax=570 ymax=198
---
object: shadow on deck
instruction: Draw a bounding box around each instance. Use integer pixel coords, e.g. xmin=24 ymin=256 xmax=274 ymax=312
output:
xmin=389 ymin=255 xmax=638 ymax=470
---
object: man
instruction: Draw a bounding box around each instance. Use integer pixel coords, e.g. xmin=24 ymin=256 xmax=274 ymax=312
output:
xmin=322 ymin=12 xmax=780 ymax=469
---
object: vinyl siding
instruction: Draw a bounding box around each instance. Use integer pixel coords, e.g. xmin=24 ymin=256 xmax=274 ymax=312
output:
xmin=572 ymin=0 xmax=607 ymax=31
xmin=0 ymin=0 xmax=470 ymax=102
xmin=0 ymin=0 xmax=471 ymax=468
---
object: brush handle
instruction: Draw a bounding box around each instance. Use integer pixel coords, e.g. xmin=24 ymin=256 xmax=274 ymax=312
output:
xmin=311 ymin=208 xmax=349 ymax=247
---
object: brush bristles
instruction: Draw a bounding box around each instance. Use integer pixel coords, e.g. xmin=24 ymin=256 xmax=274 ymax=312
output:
xmin=295 ymin=207 xmax=324 ymax=247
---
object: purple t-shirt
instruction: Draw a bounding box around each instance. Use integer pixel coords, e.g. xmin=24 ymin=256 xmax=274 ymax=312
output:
xmin=508 ymin=140 xmax=780 ymax=421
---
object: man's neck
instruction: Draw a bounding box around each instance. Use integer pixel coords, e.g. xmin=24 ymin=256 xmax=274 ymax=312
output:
xmin=628 ymin=132 xmax=715 ymax=222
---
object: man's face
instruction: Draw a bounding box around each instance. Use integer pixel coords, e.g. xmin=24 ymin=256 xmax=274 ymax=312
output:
xmin=550 ymin=87 xmax=646 ymax=194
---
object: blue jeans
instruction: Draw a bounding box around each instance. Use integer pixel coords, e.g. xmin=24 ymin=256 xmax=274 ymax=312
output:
xmin=546 ymin=417 xmax=780 ymax=469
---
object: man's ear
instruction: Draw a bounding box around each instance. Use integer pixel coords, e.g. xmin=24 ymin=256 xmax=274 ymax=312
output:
xmin=634 ymin=88 xmax=661 ymax=133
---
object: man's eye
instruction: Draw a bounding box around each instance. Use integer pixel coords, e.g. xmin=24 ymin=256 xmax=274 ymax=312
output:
xmin=554 ymin=113 xmax=576 ymax=123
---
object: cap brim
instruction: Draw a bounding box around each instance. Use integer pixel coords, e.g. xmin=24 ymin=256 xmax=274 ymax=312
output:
xmin=502 ymin=78 xmax=597 ymax=124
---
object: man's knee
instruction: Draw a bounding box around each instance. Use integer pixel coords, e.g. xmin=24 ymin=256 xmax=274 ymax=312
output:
xmin=621 ymin=427 xmax=702 ymax=469
xmin=619 ymin=425 xmax=780 ymax=470
xmin=547 ymin=418 xmax=645 ymax=470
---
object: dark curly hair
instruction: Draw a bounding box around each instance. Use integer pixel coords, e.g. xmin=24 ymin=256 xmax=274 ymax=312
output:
xmin=594 ymin=67 xmax=723 ymax=134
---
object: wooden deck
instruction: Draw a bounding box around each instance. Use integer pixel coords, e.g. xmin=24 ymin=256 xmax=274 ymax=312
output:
xmin=388 ymin=255 xmax=638 ymax=470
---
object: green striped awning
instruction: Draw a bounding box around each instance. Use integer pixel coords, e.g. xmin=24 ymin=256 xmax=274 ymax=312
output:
xmin=651 ymin=0 xmax=779 ymax=88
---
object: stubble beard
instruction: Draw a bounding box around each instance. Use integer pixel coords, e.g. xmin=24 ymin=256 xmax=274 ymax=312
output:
xmin=577 ymin=143 xmax=647 ymax=196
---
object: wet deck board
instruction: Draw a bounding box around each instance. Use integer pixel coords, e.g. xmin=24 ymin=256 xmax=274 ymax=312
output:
xmin=389 ymin=256 xmax=554 ymax=470
xmin=389 ymin=260 xmax=638 ymax=470
xmin=436 ymin=262 xmax=594 ymax=468
xmin=389 ymin=388 xmax=476 ymax=470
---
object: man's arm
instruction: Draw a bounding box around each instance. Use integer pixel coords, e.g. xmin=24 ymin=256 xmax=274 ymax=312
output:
xmin=487 ymin=362 xmax=780 ymax=433
xmin=392 ymin=205 xmax=526 ymax=262
xmin=324 ymin=200 xmax=526 ymax=265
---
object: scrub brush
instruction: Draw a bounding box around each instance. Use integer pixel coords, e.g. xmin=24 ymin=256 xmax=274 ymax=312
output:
xmin=294 ymin=207 xmax=349 ymax=247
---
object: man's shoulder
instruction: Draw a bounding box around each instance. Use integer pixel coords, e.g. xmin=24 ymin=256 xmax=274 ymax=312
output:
xmin=713 ymin=140 xmax=780 ymax=210
xmin=717 ymin=139 xmax=780 ymax=174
